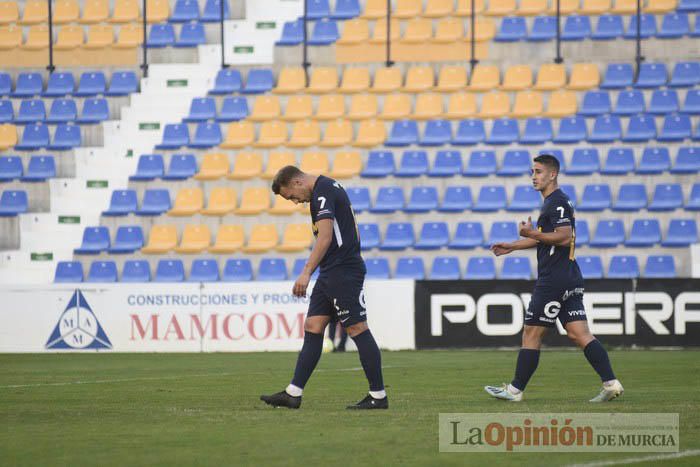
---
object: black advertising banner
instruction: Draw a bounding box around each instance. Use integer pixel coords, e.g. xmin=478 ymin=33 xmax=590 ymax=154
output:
xmin=414 ymin=279 xmax=700 ymax=348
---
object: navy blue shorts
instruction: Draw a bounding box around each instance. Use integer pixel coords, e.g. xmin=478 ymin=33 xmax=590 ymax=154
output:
xmin=307 ymin=270 xmax=366 ymax=327
xmin=525 ymin=284 xmax=587 ymax=328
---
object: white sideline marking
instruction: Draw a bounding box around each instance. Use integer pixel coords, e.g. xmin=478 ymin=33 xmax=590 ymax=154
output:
xmin=566 ymin=449 xmax=700 ymax=467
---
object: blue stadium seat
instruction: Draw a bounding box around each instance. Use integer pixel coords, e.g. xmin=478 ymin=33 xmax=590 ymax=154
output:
xmin=74 ymin=226 xmax=110 ymax=254
xmin=430 ymin=256 xmax=461 ymax=280
xmin=0 ymin=156 xmax=22 ymax=181
xmin=501 ymin=257 xmax=532 ymax=279
xmin=414 ymin=222 xmax=449 ymax=249
xmin=0 ymin=99 xmax=12 ymax=123
xmin=429 ymin=150 xmax=461 ymax=176
xmin=649 ymin=183 xmax=683 ymax=211
xmin=332 ymin=0 xmax=360 ymax=19
xmin=309 ymin=19 xmax=339 ymax=45
xmin=176 ymin=23 xmax=206 ymax=47
xmin=520 ymin=118 xmax=553 ymax=145
xmin=136 ymin=189 xmax=171 ymax=215
xmin=405 ymin=186 xmax=438 ymax=213
xmin=43 ymin=72 xmax=75 ymax=97
xmin=625 ymin=219 xmax=661 ymax=247
xmin=580 ymin=91 xmax=611 ymax=116
xmin=75 ymin=72 xmax=106 ymax=97
xmin=210 ymin=69 xmax=242 ymax=95
xmin=395 ymin=150 xmax=428 ymax=177
xmin=453 ymin=119 xmax=485 ymax=145
xmin=307 ymin=0 xmax=330 ymax=19
xmin=608 ymin=255 xmax=639 ymax=278
xmin=554 ymin=116 xmax=587 ymax=143
xmin=466 ymin=257 xmax=496 ymax=280
xmin=439 ymin=186 xmax=472 ymax=212
xmin=463 ymin=150 xmax=496 ymax=176
xmin=395 ymin=257 xmax=425 ymax=279
xmin=643 ymin=255 xmax=676 ymax=278
xmin=662 ymin=219 xmax=698 ymax=246
xmin=648 ymin=89 xmax=679 ymax=115
xmin=593 ymin=15 xmax=624 ymax=40
xmin=386 ymin=120 xmax=418 ymax=147
xmin=103 ymin=189 xmax=137 ymax=216
xmin=15 ymin=123 xmax=50 ymax=150
xmin=361 ymin=150 xmax=395 ymax=177
xmin=164 ymin=153 xmax=197 ymax=180
xmin=365 ymin=258 xmax=390 ymax=279
xmin=0 ymin=73 xmax=9 ymax=96
xmin=637 ymin=147 xmax=670 ymax=174
xmin=121 ymin=260 xmax=151 ymax=282
xmin=601 ymin=147 xmax=634 ymax=174
xmin=48 ymin=124 xmax=81 ymax=150
xmin=130 ymin=154 xmax=164 ymax=181
xmin=106 ymin=71 xmax=138 ymax=96
xmin=678 ymin=0 xmax=700 ymax=11
xmin=658 ymin=12 xmax=690 ymax=38
xmin=47 ymin=99 xmax=77 ymax=123
xmin=12 ymin=73 xmax=43 ymax=97
xmin=21 ymin=155 xmax=55 ymax=181
xmin=258 ymin=258 xmax=288 ymax=281
xmin=487 ymin=118 xmax=519 ymax=145
xmin=681 ymin=90 xmax=700 ymax=114
xmin=508 ymin=185 xmax=540 ymax=211
xmin=0 ymin=190 xmax=28 ymax=216
xmin=496 ymin=17 xmax=527 ymax=41
xmin=601 ymin=63 xmax=633 ymax=89
xmin=588 ymin=115 xmax=621 ymax=142
xmin=474 ymin=185 xmax=507 ymax=212
xmin=623 ymin=114 xmax=656 ymax=142
xmin=16 ymin=99 xmax=46 ymax=124
xmin=613 ymin=184 xmax=647 ymax=211
xmin=672 ymin=147 xmax=700 ymax=173
xmin=188 ymin=258 xmax=220 ymax=282
xmin=498 ymin=150 xmax=530 ymax=176
xmin=590 ymin=219 xmax=625 ymax=247
xmin=292 ymin=258 xmax=319 ymax=280
xmin=222 ymin=258 xmax=253 ymax=281
xmin=77 ymin=98 xmax=109 ymax=124
xmin=578 ymin=184 xmax=611 ymax=211
xmin=54 ymin=261 xmax=84 ymax=282
xmin=155 ymin=259 xmax=185 ymax=282
xmin=624 ymin=14 xmax=656 ymax=39
xmin=218 ymin=96 xmax=249 ymax=121
xmin=189 ymin=122 xmax=222 ymax=148
xmin=575 ymin=219 xmax=589 ymax=245
xmin=669 ymin=61 xmax=700 ymax=87
xmin=108 ymin=225 xmax=144 ymax=253
xmin=170 ymin=0 xmax=199 ymax=22
xmin=448 ymin=221 xmax=483 ymax=249
xmin=242 ymin=69 xmax=274 ymax=94
xmin=87 ymin=261 xmax=118 ymax=282
xmin=358 ymin=223 xmax=379 ymax=250
xmin=201 ymin=0 xmax=230 ymax=22
xmin=380 ymin=222 xmax=414 ymax=250
xmin=488 ymin=221 xmax=518 ymax=244
xmin=614 ymin=90 xmax=644 ymax=115
xmin=156 ymin=123 xmax=189 ymax=149
xmin=562 ymin=15 xmax=591 ymax=40
xmin=577 ymin=256 xmax=603 ymax=279
xmin=346 ymin=186 xmax=370 ymax=212
xmin=567 ymin=148 xmax=600 ymax=175
xmin=147 ymin=23 xmax=175 ymax=47
xmin=635 ymin=63 xmax=668 ymax=88
xmin=658 ymin=113 xmax=692 ymax=142
xmin=420 ymin=120 xmax=452 ymax=147
xmin=687 ymin=183 xmax=700 ymax=210
xmin=277 ymin=19 xmax=303 ymax=46
xmin=370 ymin=186 xmax=404 ymax=213
xmin=528 ymin=16 xmax=556 ymax=41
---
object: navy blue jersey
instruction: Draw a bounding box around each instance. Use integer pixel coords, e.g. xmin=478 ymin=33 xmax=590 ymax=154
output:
xmin=310 ymin=175 xmax=365 ymax=274
xmin=535 ymin=188 xmax=583 ymax=287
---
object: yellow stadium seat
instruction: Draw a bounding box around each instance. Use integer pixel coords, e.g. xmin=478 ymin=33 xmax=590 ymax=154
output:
xmin=337 ymin=18 xmax=369 ymax=44
xmin=380 ymin=93 xmax=411 ymax=120
xmin=611 ymin=0 xmax=636 ymax=13
xmin=534 ymin=64 xmax=566 ymax=90
xmin=250 ymin=95 xmax=282 ymax=121
xmin=348 ymin=94 xmax=378 ymax=120
xmin=401 ymin=17 xmax=432 ymax=43
xmin=228 ymin=151 xmax=262 ymax=180
xmin=175 ymin=224 xmax=211 ymax=253
xmin=308 ymin=67 xmax=338 ymax=94
xmin=545 ymin=90 xmax=577 ymax=117
xmin=201 ymin=187 xmax=237 ymax=216
xmin=283 ymin=95 xmax=313 ymax=121
xmin=268 ymin=195 xmax=299 ymax=215
xmin=22 ymin=24 xmax=48 ymax=49
xmin=394 ymin=0 xmax=421 ymax=18
xmin=423 ymin=0 xmax=454 ymax=17
xmin=277 ymin=224 xmax=313 ymax=252
xmin=221 ymin=120 xmax=255 ymax=148
xmin=84 ymin=24 xmax=114 ymax=49
xmin=468 ymin=65 xmax=499 ymax=91
xmin=0 ymin=2 xmax=19 ymax=25
xmin=511 ymin=90 xmax=543 ymax=118
xmin=446 ymin=92 xmax=477 ymax=119
xmin=517 ymin=0 xmax=547 ymax=15
xmin=54 ymin=0 xmax=79 ymax=23
xmin=320 ymin=119 xmax=353 ymax=147
xmin=330 ymin=151 xmax=362 ymax=178
xmin=580 ymin=0 xmax=611 ymax=14
xmin=300 ymin=152 xmax=329 ymax=175
xmin=168 ymin=187 xmax=203 ymax=216
xmin=315 ymin=94 xmax=345 ymax=120
xmin=0 ymin=25 xmax=22 ymax=49
xmin=501 ymin=65 xmax=533 ymax=91
xmin=111 ymin=0 xmax=139 ymax=23
xmin=114 ymin=23 xmax=143 ymax=48
xmin=146 ymin=0 xmax=169 ymax=23
xmin=255 ymin=120 xmax=287 ymax=148
xmin=485 ymin=0 xmax=516 ymax=15
xmin=264 ymin=151 xmax=296 ymax=179
xmin=456 ymin=0 xmax=485 ymax=15
xmin=235 ymin=187 xmax=270 ymax=215
xmin=55 ymin=25 xmax=84 ymax=50
xmin=20 ymin=0 xmax=47 ymax=24
xmin=353 ymin=119 xmax=386 ymax=147
xmin=243 ymin=224 xmax=278 ymax=253
xmin=567 ymin=63 xmax=599 ymax=90
xmin=479 ymin=92 xmax=511 ymax=118
xmin=288 ymin=120 xmax=321 ymax=148
xmin=362 ymin=0 xmax=387 ymax=18
xmin=404 ymin=66 xmax=434 ymax=92
xmin=142 ymin=225 xmax=177 ymax=254
xmin=469 ymin=19 xmax=496 ymax=41
xmin=547 ymin=0 xmax=579 ymax=14
xmin=209 ymin=225 xmax=244 ymax=253
xmin=0 ymin=124 xmax=17 ymax=150
xmin=371 ymin=67 xmax=402 ymax=93
xmin=370 ymin=17 xmax=400 ymax=43
xmin=433 ymin=17 xmax=464 ymax=42
xmin=340 ymin=67 xmax=370 ymax=94
xmin=195 ymin=152 xmax=229 ymax=180
xmin=645 ymin=0 xmax=676 ymax=12
xmin=274 ymin=67 xmax=305 ymax=94
xmin=81 ymin=0 xmax=109 ymax=23
xmin=414 ymin=93 xmax=444 ymax=120
xmin=436 ymin=66 xmax=468 ymax=92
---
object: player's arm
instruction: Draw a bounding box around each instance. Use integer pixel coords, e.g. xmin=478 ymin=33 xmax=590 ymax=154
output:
xmin=525 ymin=225 xmax=572 ymax=246
xmin=292 ymin=218 xmax=333 ymax=297
xmin=490 ymin=238 xmax=537 ymax=256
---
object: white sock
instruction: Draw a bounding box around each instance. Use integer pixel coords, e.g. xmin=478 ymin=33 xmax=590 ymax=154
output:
xmin=369 ymin=389 xmax=386 ymax=399
xmin=285 ymin=384 xmax=303 ymax=397
xmin=507 ymin=384 xmax=522 ymax=395
xmin=603 ymin=379 xmax=619 ymax=387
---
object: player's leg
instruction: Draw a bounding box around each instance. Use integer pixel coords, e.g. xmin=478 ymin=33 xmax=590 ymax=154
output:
xmin=334 ymin=326 xmax=348 ymax=352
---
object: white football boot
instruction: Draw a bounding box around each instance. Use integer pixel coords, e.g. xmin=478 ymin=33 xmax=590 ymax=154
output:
xmin=484 ymin=383 xmax=523 ymax=402
xmin=589 ymin=380 xmax=624 ymax=402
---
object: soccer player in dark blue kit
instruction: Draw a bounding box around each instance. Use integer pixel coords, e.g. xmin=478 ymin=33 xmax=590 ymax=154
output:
xmin=485 ymin=155 xmax=624 ymax=402
xmin=260 ymin=166 xmax=387 ymax=409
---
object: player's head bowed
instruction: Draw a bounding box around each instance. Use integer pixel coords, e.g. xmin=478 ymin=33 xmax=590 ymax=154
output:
xmin=272 ymin=165 xmax=313 ymax=204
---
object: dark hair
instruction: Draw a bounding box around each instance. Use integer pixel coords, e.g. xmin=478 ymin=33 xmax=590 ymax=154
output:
xmin=533 ymin=154 xmax=560 ymax=175
xmin=271 ymin=165 xmax=304 ymax=195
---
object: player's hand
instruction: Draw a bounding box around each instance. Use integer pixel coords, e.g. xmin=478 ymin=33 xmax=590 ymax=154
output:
xmin=519 ymin=216 xmax=534 ymax=238
xmin=293 ymin=272 xmax=311 ymax=297
xmin=490 ymin=243 xmax=513 ymax=256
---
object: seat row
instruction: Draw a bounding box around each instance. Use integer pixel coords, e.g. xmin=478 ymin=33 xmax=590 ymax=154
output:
xmin=0 ymin=189 xmax=28 ymax=215
xmin=0 ymin=70 xmax=138 ymax=98
xmin=579 ymin=89 xmax=700 ymax=116
xmin=0 ymin=155 xmax=55 ymax=181
xmin=0 ymin=98 xmax=109 ymax=124
xmin=0 ymin=123 xmax=81 ymax=150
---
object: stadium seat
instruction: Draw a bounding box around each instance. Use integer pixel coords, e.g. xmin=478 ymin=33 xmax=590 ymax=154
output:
xmin=601 ymin=63 xmax=633 ymax=89
xmin=474 ymin=186 xmax=507 ymax=212
xmin=566 ymin=148 xmax=599 ymax=175
xmin=0 ymin=156 xmax=21 ymax=181
xmin=380 ymin=222 xmax=414 ymax=250
xmin=497 ymin=150 xmax=530 ymax=176
xmin=428 ymin=150 xmax=461 ymax=176
xmin=242 ymin=224 xmax=278 ymax=253
xmin=0 ymin=73 xmax=9 ymax=96
xmin=174 ymin=224 xmax=211 ymax=253
xmin=201 ymin=0 xmax=229 ymax=22
xmin=465 ymin=257 xmax=496 ymax=280
xmin=614 ymin=90 xmax=645 ymax=115
xmin=103 ymin=189 xmax=137 ymax=216
xmin=520 ymin=117 xmax=552 ymax=144
xmin=360 ymin=150 xmax=394 ymax=177
xmin=141 ymin=225 xmax=178 ymax=254
xmin=635 ymin=63 xmax=668 ymax=88
xmin=430 ymin=256 xmax=461 ymax=280
xmin=75 ymin=72 xmax=106 ymax=97
xmin=209 ymin=225 xmax=244 ymax=253
xmin=129 ymin=154 xmax=164 ymax=181
xmin=385 ymin=120 xmax=417 ymax=147
xmin=637 ymin=147 xmax=670 ymax=174
xmin=528 ymin=15 xmax=556 ymax=41
xmin=353 ymin=119 xmax=386 ymax=147
xmin=658 ymin=114 xmax=692 ymax=142
xmin=0 ymin=100 xmax=12 ymax=123
xmin=21 ymin=24 xmax=49 ymax=50
xmin=201 ymin=187 xmax=236 ymax=215
xmin=601 ymin=147 xmax=634 ymax=174
xmin=256 ymin=258 xmax=287 ymax=281
xmin=186 ymin=258 xmax=218 ymax=282
xmin=365 ymin=258 xmax=390 ymax=279
xmin=593 ymin=14 xmax=624 ymax=39
xmin=74 ymin=226 xmax=110 ymax=254
xmin=468 ymin=65 xmax=499 ymax=92
xmin=43 ymin=72 xmax=75 ymax=97
xmin=226 ymin=151 xmax=261 ymax=180
xmin=156 ymin=123 xmax=189 ymax=150
xmin=254 ymin=120 xmax=287 ymax=148
xmin=588 ymin=115 xmax=621 ymax=142
xmin=413 ymin=93 xmax=442 ymax=120
xmin=48 ymin=99 xmax=78 ymax=123
xmin=154 ymin=259 xmax=185 ymax=282
xmin=395 ymin=150 xmax=428 ymax=177
xmin=120 ymin=260 xmax=150 ymax=282
xmin=501 ymin=257 xmax=531 ymax=279
xmin=678 ymin=0 xmax=700 ymax=11
xmin=404 ymin=67 xmax=434 ymax=93
xmin=108 ymin=225 xmax=144 ymax=253
xmin=347 ymin=187 xmax=370 ymax=212
xmin=16 ymin=99 xmax=46 ymax=124
xmin=487 ymin=118 xmax=519 ymax=145
xmin=292 ymin=258 xmax=320 ymax=280
xmin=22 ymin=155 xmax=55 ymax=181
xmin=15 ymin=123 xmax=49 ymax=150
xmin=562 ymin=15 xmax=592 ymax=41
xmin=643 ymin=255 xmax=676 ymax=278
xmin=580 ymin=91 xmax=611 ymax=116
xmin=106 ymin=71 xmax=138 ymax=96
xmin=590 ymin=219 xmax=625 ymax=247
xmin=235 ymin=187 xmax=269 ymax=215
xmin=87 ymin=261 xmax=118 ymax=283
xmin=20 ymin=0 xmax=48 ymax=24
xmin=448 ymin=221 xmax=483 ymax=248
xmin=136 ymin=189 xmax=171 ymax=215
xmin=575 ymin=219 xmax=589 ymax=245
xmin=436 ymin=67 xmax=467 ymax=93
xmin=358 ymin=223 xmax=380 ymax=251
xmin=329 ymin=151 xmax=361 ymax=178
xmin=446 ymin=93 xmax=478 ymax=119
xmin=518 ymin=0 xmax=547 ymax=15
xmin=453 ymin=119 xmax=486 ymax=145
xmin=163 ymin=154 xmax=196 ymax=180
xmin=189 ymin=122 xmax=222 ymax=148
xmin=54 ymin=261 xmax=84 ymax=282
xmin=623 ymin=114 xmax=656 ymax=142
xmin=276 ymin=19 xmax=303 ymax=46
xmin=243 ymin=69 xmax=274 ymax=94
xmin=347 ymin=94 xmax=378 ymax=121
xmin=277 ymin=224 xmax=313 ymax=252
xmin=644 ymin=0 xmax=676 ymax=13
xmin=221 ymin=121 xmax=254 ymax=149
xmin=170 ymin=0 xmax=199 ymax=22
xmin=266 ymin=194 xmax=297 ymax=215
xmin=251 ymin=96 xmax=281 ymax=122
xmin=673 ymin=147 xmax=700 ymax=174
xmin=210 ymin=69 xmax=242 ymax=95
xmin=485 ymin=0 xmax=516 ymax=16
xmin=394 ymin=257 xmax=425 ymax=280
xmin=658 ymin=12 xmax=689 ymax=38
xmin=561 ymin=184 xmax=578 ymax=206
xmin=625 ymin=219 xmax=661 ymax=247
xmin=496 ymin=17 xmax=527 ymax=41
xmin=405 ymin=186 xmax=439 ymax=213
xmin=185 ymin=97 xmax=216 ymax=122
xmin=319 ymin=119 xmax=351 ymax=147
xmin=339 ymin=67 xmax=370 ymax=93
xmin=332 ymin=0 xmax=360 ymax=18
xmin=512 ymin=91 xmax=545 ymax=119
xmin=623 ymin=13 xmax=657 ymax=39
xmin=479 ymin=92 xmax=510 ymax=118
xmin=662 ymin=219 xmax=698 ymax=246
xmin=613 ymin=183 xmax=647 ymax=211
xmin=488 ymin=221 xmax=519 ymax=244
xmin=288 ymin=120 xmax=321 ymax=148
xmin=414 ymin=222 xmax=449 ymax=249
xmin=299 ymin=151 xmax=328 ymax=175
xmin=221 ymin=258 xmax=252 ymax=282
xmin=309 ymin=19 xmax=339 ymax=45
xmin=608 ymin=255 xmax=639 ymax=278
xmin=649 ymin=183 xmax=683 ymax=211
xmin=55 ymin=24 xmax=84 ymax=50
xmin=48 ymin=124 xmax=81 ymax=150
xmin=649 ymin=89 xmax=679 ymax=115
xmin=578 ymin=255 xmax=603 ymax=279
xmin=371 ymin=186 xmax=404 ymax=213
xmin=421 ymin=119 xmax=452 ymax=146
xmin=508 ymin=185 xmax=540 ymax=211
xmin=669 ymin=62 xmax=700 ymax=88
xmin=463 ymin=150 xmax=496 ymax=176
xmin=567 ymin=63 xmax=600 ymax=90
xmin=218 ymin=97 xmax=249 ymax=121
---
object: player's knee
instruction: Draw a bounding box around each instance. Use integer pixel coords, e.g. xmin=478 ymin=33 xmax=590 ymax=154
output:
xmin=522 ymin=326 xmax=544 ymax=349
xmin=303 ymin=319 xmax=326 ymax=334
xmin=566 ymin=329 xmax=593 ymax=348
xmin=345 ymin=321 xmax=368 ymax=338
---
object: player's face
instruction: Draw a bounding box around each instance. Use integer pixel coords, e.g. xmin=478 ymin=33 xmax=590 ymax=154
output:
xmin=531 ymin=162 xmax=556 ymax=192
xmin=279 ymin=179 xmax=310 ymax=204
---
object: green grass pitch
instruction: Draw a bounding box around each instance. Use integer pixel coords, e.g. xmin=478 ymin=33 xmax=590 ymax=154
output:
xmin=1 ymin=350 xmax=699 ymax=466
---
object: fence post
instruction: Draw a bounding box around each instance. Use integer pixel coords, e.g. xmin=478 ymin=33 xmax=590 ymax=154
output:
xmin=634 ymin=0 xmax=644 ymax=80
xmin=554 ymin=0 xmax=563 ymax=63
xmin=385 ymin=0 xmax=393 ymax=67
xmin=141 ymin=0 xmax=149 ymax=77
xmin=303 ymin=0 xmax=309 ymax=86
xmin=469 ymin=0 xmax=477 ymax=72
xmin=47 ymin=0 xmax=55 ymax=73
xmin=220 ymin=0 xmax=227 ymax=68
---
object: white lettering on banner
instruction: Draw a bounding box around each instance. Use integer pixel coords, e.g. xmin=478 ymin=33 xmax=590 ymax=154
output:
xmin=431 ymin=293 xmax=529 ymax=337
xmin=476 ymin=294 xmax=524 ymax=336
xmin=675 ymin=292 xmax=700 ymax=334
xmin=624 ymin=292 xmax=673 ymax=335
xmin=585 ymin=293 xmax=624 ymax=335
xmin=431 ymin=294 xmax=476 ymax=336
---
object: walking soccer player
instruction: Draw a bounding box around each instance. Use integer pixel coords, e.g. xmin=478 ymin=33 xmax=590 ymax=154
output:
xmin=260 ymin=166 xmax=387 ymax=410
xmin=484 ymin=154 xmax=624 ymax=403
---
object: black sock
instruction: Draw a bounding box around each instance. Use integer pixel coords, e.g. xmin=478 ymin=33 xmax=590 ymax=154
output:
xmin=290 ymin=331 xmax=324 ymax=390
xmin=511 ymin=348 xmax=540 ymax=391
xmin=351 ymin=329 xmax=384 ymax=393
xmin=337 ymin=327 xmax=348 ymax=349
xmin=583 ymin=339 xmax=616 ymax=382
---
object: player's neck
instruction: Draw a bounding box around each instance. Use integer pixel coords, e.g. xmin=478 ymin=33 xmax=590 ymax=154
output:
xmin=306 ymin=174 xmax=320 ymax=191
xmin=541 ymin=182 xmax=559 ymax=199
